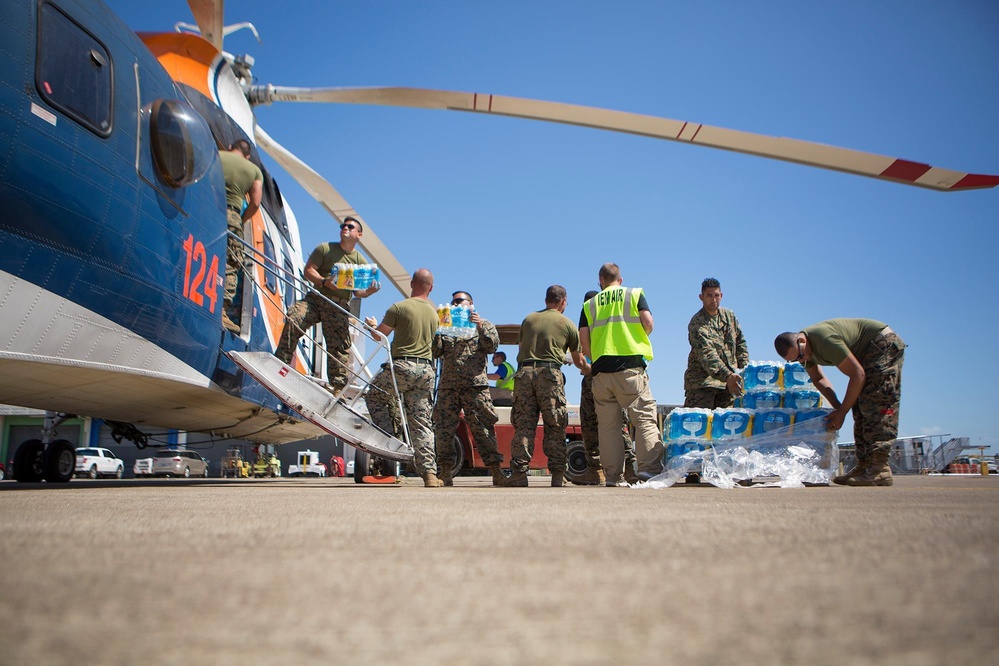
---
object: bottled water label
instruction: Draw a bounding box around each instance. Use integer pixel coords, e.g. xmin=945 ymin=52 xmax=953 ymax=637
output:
xmin=331 ymin=263 xmax=378 ymax=290
xmin=437 ymin=304 xmax=477 ymax=337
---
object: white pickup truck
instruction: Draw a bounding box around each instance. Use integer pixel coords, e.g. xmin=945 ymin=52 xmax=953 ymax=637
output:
xmin=75 ymin=448 xmax=124 ymax=479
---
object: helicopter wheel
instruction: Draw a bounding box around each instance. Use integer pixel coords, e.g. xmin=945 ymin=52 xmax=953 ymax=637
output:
xmin=44 ymin=440 xmax=76 ymax=483
xmin=353 ymin=450 xmax=371 ymax=484
xmin=13 ymin=440 xmax=45 ymax=483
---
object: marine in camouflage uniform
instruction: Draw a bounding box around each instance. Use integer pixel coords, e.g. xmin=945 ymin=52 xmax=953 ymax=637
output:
xmin=364 ymin=269 xmax=441 ymax=486
xmin=508 ymin=285 xmax=589 ymax=487
xmin=776 ymin=319 xmax=905 ymax=487
xmin=275 ymin=218 xmax=378 ymax=395
xmin=684 ymin=306 xmax=749 ymax=409
xmin=367 ymin=358 xmax=437 ymax=473
xmin=219 ymin=142 xmax=262 ymax=333
xmin=432 ymin=295 xmax=505 ymax=485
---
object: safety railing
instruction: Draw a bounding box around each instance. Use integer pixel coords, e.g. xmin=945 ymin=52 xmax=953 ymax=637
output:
xmin=231 ymin=232 xmax=414 ymax=448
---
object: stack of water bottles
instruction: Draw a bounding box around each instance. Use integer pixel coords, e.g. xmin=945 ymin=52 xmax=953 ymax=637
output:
xmin=736 ymin=360 xmax=823 ymax=414
xmin=330 ymin=263 xmax=379 ymax=290
xmin=437 ymin=303 xmax=477 ymax=338
xmin=653 ymin=360 xmax=838 ymax=488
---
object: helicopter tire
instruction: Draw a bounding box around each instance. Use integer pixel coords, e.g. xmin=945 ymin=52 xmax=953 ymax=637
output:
xmin=44 ymin=440 xmax=76 ymax=483
xmin=13 ymin=440 xmax=45 ymax=483
xmin=353 ymin=450 xmax=371 ymax=483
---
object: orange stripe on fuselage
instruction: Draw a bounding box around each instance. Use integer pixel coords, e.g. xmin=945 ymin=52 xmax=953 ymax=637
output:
xmin=250 ymin=216 xmax=293 ymax=361
xmin=138 ymin=32 xmax=218 ymax=99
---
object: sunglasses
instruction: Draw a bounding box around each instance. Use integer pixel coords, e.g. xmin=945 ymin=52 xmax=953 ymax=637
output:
xmin=451 ymin=297 xmax=469 ymax=305
xmin=340 ymin=223 xmax=357 ymax=231
xmin=793 ymin=341 xmax=805 ymax=362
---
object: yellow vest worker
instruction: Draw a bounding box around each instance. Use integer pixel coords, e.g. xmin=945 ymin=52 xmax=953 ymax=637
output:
xmin=496 ymin=361 xmax=515 ymax=391
xmin=579 ymin=263 xmax=663 ymax=485
xmin=584 ymin=286 xmax=653 ymax=364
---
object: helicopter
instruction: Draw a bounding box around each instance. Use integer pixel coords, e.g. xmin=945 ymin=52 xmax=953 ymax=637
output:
xmin=1 ymin=0 xmax=995 ymax=483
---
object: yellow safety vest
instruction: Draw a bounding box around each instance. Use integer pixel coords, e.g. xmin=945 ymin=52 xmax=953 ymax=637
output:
xmin=584 ymin=286 xmax=653 ymax=362
xmin=496 ymin=361 xmax=515 ymax=391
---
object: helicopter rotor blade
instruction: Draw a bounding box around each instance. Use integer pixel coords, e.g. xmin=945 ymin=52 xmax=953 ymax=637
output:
xmin=248 ymin=85 xmax=999 ymax=192
xmin=186 ymin=0 xmax=224 ymax=51
xmin=254 ymin=124 xmax=411 ymax=298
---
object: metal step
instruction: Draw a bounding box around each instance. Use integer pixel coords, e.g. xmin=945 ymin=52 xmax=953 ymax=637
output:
xmin=227 ymin=351 xmax=414 ymax=462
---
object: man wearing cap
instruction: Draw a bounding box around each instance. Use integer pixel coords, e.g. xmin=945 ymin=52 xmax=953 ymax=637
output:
xmin=506 ymin=285 xmax=589 ymax=488
xmin=774 ymin=319 xmax=905 ymax=487
xmin=580 ymin=263 xmax=663 ymax=486
xmin=365 ymin=269 xmax=442 ymax=487
xmin=219 ymin=140 xmax=263 ymax=334
xmin=275 ymin=216 xmax=380 ymax=394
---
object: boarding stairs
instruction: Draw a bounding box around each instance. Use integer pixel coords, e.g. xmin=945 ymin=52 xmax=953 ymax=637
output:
xmin=227 ymin=235 xmax=415 ymax=463
xmin=921 ymin=436 xmax=971 ymax=472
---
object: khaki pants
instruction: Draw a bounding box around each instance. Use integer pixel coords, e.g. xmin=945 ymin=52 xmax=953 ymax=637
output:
xmin=592 ymin=367 xmax=663 ymax=481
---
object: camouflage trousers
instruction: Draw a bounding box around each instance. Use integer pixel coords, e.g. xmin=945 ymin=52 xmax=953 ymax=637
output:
xmin=275 ymin=292 xmax=352 ymax=393
xmin=592 ymin=368 xmax=663 ymax=481
xmin=853 ymin=329 xmax=905 ymax=460
xmin=510 ymin=366 xmax=567 ymax=473
xmin=683 ymin=387 xmax=735 ymax=409
xmin=580 ymin=374 xmax=635 ymax=472
xmin=366 ymin=359 xmax=437 ymax=475
xmin=434 ymin=387 xmax=502 ymax=467
xmin=224 ymin=209 xmax=244 ymax=313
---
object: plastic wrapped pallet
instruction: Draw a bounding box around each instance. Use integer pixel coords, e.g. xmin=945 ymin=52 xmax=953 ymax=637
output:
xmin=640 ymin=419 xmax=839 ymax=489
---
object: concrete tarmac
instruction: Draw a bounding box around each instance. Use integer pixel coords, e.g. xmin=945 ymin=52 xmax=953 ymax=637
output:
xmin=0 ymin=474 xmax=996 ymax=665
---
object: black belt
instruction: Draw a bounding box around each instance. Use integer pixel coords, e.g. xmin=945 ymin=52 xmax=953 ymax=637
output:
xmin=226 ymin=204 xmax=241 ymax=213
xmin=521 ymin=360 xmax=561 ymax=368
xmin=395 ymin=356 xmax=432 ymax=365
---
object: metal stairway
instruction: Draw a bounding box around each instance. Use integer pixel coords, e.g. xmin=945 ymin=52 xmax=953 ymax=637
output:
xmin=228 ymin=351 xmax=413 ymax=462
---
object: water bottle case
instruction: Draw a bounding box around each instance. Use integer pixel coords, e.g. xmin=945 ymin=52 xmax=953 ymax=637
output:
xmin=331 ymin=263 xmax=380 ymax=290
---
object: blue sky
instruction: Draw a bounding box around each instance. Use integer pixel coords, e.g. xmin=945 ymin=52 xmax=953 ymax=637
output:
xmin=105 ymin=0 xmax=999 ymax=451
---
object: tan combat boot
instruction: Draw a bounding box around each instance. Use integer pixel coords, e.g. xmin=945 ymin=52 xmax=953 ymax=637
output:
xmin=422 ymin=471 xmax=445 ymax=488
xmin=551 ymin=470 xmax=564 ymax=487
xmin=571 ymin=466 xmax=605 ymax=485
xmin=504 ymin=469 xmax=529 ymax=487
xmin=832 ymin=459 xmax=869 ymax=485
xmin=438 ymin=464 xmax=453 ymax=487
xmin=487 ymin=463 xmax=507 ymax=487
xmin=842 ymin=451 xmax=893 ymax=487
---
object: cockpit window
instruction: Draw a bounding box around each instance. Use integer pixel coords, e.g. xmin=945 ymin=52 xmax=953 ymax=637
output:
xmin=149 ymin=99 xmax=215 ymax=188
xmin=36 ymin=2 xmax=113 ymax=136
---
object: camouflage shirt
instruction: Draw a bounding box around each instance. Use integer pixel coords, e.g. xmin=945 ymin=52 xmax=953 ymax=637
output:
xmin=684 ymin=307 xmax=749 ymax=391
xmin=432 ymin=317 xmax=500 ymax=389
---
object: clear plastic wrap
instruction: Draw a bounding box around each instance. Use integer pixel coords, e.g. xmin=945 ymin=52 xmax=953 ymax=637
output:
xmin=741 ymin=360 xmax=783 ymax=390
xmin=436 ymin=304 xmax=476 ymax=338
xmin=782 ymin=361 xmax=812 ymax=388
xmin=641 ymin=416 xmax=838 ymax=489
xmin=666 ymin=408 xmax=712 ymax=439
